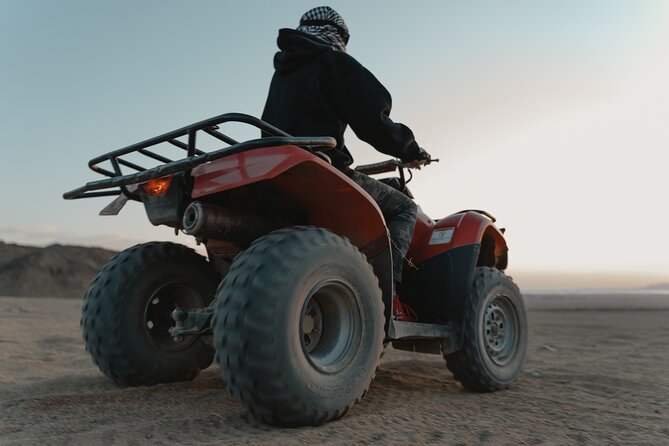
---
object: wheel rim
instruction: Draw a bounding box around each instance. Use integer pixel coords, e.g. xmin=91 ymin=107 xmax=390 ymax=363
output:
xmin=144 ymin=282 xmax=205 ymax=351
xmin=300 ymin=279 xmax=362 ymax=374
xmin=483 ymin=294 xmax=519 ymax=366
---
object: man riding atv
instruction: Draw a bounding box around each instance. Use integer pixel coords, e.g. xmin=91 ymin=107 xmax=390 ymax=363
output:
xmin=262 ymin=6 xmax=432 ymax=318
xmin=64 ymin=5 xmax=526 ymax=429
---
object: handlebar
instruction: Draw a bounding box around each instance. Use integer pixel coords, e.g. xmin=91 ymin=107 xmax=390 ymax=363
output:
xmin=354 ymin=158 xmax=439 ymax=176
xmin=354 ymin=159 xmax=402 ymax=175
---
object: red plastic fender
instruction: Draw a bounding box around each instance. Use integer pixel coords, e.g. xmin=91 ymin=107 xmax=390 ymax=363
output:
xmin=191 ymin=146 xmax=388 ymax=254
xmin=407 ymin=210 xmax=508 ymax=267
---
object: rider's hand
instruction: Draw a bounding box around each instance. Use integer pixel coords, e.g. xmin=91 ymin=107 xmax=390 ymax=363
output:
xmin=405 ymin=148 xmax=431 ymax=169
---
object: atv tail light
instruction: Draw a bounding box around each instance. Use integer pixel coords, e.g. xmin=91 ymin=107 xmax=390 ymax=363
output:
xmin=143 ymin=176 xmax=173 ymax=196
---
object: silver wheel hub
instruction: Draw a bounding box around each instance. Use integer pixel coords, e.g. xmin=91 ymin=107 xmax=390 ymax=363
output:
xmin=299 ymin=279 xmax=362 ymax=374
xmin=483 ymin=296 xmax=518 ymax=366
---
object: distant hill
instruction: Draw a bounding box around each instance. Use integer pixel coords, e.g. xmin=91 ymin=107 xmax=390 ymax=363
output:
xmin=645 ymin=283 xmax=669 ymax=291
xmin=0 ymin=242 xmax=116 ymax=298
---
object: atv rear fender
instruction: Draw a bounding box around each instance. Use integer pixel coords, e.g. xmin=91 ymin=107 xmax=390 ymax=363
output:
xmin=191 ymin=146 xmax=394 ymax=324
xmin=191 ymin=146 xmax=388 ymax=252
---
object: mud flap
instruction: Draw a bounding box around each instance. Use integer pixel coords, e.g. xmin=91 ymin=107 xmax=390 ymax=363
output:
xmin=99 ymin=194 xmax=129 ymax=216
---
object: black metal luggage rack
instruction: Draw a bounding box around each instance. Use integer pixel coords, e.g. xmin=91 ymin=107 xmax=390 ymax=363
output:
xmin=63 ymin=113 xmax=337 ymax=200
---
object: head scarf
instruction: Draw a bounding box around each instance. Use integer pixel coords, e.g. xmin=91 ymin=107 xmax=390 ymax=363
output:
xmin=296 ymin=6 xmax=349 ymax=52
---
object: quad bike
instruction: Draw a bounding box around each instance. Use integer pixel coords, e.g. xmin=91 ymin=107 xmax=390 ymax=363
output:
xmin=64 ymin=113 xmax=527 ymax=427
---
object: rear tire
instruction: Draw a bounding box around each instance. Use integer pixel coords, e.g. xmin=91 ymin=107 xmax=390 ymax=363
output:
xmin=213 ymin=227 xmax=384 ymax=427
xmin=81 ymin=242 xmax=220 ymax=386
xmin=445 ymin=267 xmax=527 ymax=391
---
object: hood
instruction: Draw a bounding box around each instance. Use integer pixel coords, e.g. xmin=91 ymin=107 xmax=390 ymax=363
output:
xmin=273 ymin=29 xmax=333 ymax=74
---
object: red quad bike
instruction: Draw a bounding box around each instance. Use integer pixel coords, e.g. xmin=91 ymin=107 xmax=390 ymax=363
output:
xmin=64 ymin=113 xmax=527 ymax=427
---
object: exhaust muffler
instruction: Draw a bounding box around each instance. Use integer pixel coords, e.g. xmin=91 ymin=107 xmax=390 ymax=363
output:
xmin=182 ymin=201 xmax=283 ymax=244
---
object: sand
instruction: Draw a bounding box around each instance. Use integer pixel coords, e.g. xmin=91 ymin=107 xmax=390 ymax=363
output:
xmin=1 ymin=295 xmax=668 ymax=445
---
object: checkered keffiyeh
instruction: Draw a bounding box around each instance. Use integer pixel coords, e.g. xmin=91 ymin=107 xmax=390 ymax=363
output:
xmin=296 ymin=6 xmax=349 ymax=52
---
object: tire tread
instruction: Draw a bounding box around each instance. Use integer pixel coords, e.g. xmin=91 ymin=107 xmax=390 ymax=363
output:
xmin=81 ymin=242 xmax=217 ymax=386
xmin=445 ymin=267 xmax=526 ymax=392
xmin=213 ymin=226 xmax=383 ymax=427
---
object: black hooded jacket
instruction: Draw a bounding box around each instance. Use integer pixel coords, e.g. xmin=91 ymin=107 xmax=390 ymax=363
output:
xmin=261 ymin=29 xmax=422 ymax=171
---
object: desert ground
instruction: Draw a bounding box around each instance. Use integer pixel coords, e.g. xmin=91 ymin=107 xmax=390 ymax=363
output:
xmin=1 ymin=294 xmax=668 ymax=445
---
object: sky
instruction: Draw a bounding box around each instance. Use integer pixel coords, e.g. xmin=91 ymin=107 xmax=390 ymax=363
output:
xmin=1 ymin=1 xmax=668 ymax=290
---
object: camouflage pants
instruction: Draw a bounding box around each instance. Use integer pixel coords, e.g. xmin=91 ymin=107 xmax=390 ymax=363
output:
xmin=348 ymin=171 xmax=417 ymax=283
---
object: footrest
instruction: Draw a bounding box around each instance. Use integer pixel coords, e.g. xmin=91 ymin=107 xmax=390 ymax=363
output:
xmin=389 ymin=320 xmax=454 ymax=340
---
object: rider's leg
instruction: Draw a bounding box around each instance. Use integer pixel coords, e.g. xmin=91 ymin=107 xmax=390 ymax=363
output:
xmin=347 ymin=171 xmax=417 ymax=284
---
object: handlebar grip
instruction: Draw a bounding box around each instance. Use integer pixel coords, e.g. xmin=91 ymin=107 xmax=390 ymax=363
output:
xmin=354 ymin=160 xmax=400 ymax=175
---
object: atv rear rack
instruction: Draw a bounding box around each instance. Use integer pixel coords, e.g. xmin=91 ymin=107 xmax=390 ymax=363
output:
xmin=63 ymin=113 xmax=336 ymax=200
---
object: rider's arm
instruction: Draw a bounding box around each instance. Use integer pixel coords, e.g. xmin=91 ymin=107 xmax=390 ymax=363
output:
xmin=322 ymin=52 xmax=423 ymax=163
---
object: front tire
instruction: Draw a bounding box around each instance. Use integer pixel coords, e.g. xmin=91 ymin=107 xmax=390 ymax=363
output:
xmin=81 ymin=242 xmax=220 ymax=386
xmin=445 ymin=267 xmax=527 ymax=391
xmin=213 ymin=227 xmax=384 ymax=427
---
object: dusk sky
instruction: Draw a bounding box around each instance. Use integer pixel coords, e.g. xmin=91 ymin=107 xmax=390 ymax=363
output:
xmin=1 ymin=1 xmax=668 ymax=290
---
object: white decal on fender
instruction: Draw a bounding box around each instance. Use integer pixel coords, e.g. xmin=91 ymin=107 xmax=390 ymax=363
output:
xmin=429 ymin=228 xmax=455 ymax=245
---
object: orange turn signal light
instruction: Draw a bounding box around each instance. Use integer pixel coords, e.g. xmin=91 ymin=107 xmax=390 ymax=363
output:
xmin=143 ymin=176 xmax=173 ymax=197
